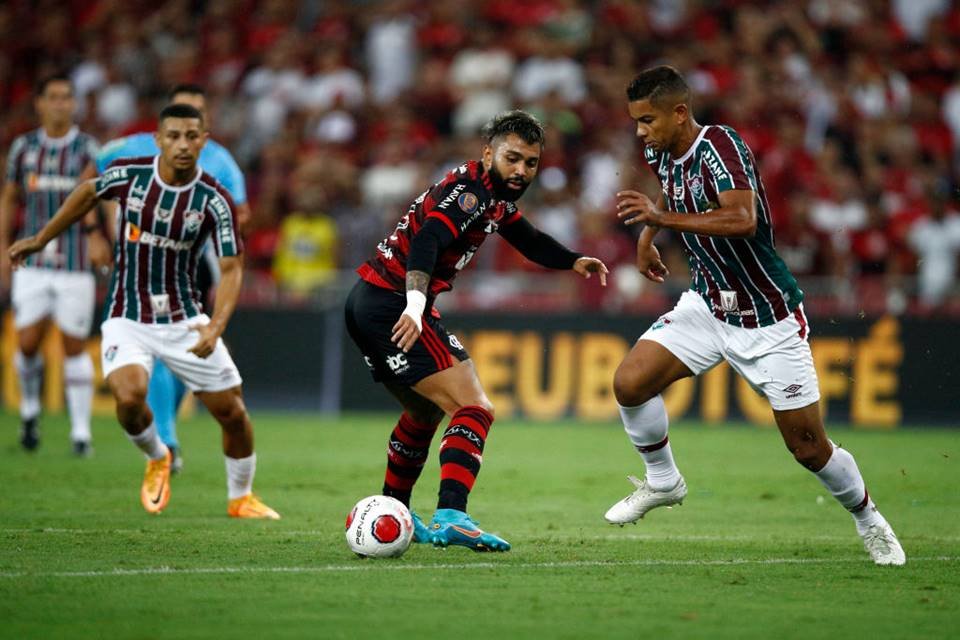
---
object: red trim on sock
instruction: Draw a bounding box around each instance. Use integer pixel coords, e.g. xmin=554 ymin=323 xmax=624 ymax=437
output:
xmin=440 ymin=463 xmax=478 ymax=489
xmin=450 ymin=407 xmax=492 ymax=438
xmin=385 ymin=468 xmax=417 ymax=491
xmin=636 ymin=436 xmax=669 ymax=453
xmin=440 ymin=434 xmax=482 ymax=456
xmin=851 ymin=489 xmax=870 ymax=512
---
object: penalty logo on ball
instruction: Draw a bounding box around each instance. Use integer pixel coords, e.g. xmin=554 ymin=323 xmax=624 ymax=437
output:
xmin=344 ymin=495 xmax=413 ymax=558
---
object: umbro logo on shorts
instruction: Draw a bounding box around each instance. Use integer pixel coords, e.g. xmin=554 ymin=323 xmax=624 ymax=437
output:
xmin=784 ymin=384 xmax=803 ymax=399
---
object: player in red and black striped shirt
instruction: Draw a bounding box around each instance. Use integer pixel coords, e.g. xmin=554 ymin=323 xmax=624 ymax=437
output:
xmin=346 ymin=110 xmax=608 ymax=551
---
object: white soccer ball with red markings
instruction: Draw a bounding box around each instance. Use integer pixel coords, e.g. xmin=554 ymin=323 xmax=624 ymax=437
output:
xmin=344 ymin=495 xmax=414 ymax=558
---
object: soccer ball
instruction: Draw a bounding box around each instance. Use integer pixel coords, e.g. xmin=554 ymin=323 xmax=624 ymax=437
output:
xmin=344 ymin=495 xmax=414 ymax=558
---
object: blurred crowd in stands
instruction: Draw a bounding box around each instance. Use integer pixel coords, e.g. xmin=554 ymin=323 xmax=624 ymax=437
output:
xmin=3 ymin=0 xmax=960 ymax=314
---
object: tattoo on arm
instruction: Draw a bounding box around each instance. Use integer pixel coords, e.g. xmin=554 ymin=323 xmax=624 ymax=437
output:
xmin=406 ymin=270 xmax=430 ymax=296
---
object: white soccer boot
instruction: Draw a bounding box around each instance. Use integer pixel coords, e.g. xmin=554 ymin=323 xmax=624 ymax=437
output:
xmin=604 ymin=475 xmax=687 ymax=525
xmin=859 ymin=519 xmax=906 ymax=566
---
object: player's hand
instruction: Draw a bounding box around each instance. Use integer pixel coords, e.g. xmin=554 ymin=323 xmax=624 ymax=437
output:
xmin=187 ymin=322 xmax=219 ymax=359
xmin=8 ymin=236 xmax=45 ymax=268
xmin=87 ymin=232 xmax=112 ymax=273
xmin=637 ymin=242 xmax=669 ymax=283
xmin=573 ymin=256 xmax=609 ymax=286
xmin=616 ymin=190 xmax=662 ymax=226
xmin=391 ymin=313 xmax=421 ymax=353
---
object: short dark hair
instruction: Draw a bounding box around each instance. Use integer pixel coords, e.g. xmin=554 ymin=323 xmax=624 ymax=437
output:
xmin=626 ymin=66 xmax=690 ymax=108
xmin=168 ymin=83 xmax=205 ymax=100
xmin=36 ymin=73 xmax=73 ymax=97
xmin=481 ymin=110 xmax=545 ymax=147
xmin=159 ymin=103 xmax=204 ymax=125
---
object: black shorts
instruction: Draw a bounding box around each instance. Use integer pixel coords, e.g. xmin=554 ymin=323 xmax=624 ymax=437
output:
xmin=344 ymin=279 xmax=469 ymax=386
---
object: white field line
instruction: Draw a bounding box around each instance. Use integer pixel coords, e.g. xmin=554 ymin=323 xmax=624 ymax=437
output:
xmin=0 ymin=556 xmax=957 ymax=580
xmin=3 ymin=528 xmax=960 ymax=544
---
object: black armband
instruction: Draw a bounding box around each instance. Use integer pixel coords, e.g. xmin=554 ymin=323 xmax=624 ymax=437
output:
xmin=499 ymin=217 xmax=581 ymax=270
xmin=406 ymin=216 xmax=456 ymax=275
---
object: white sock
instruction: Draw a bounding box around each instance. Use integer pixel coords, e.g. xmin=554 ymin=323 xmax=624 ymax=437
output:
xmin=225 ymin=453 xmax=256 ymax=500
xmin=126 ymin=424 xmax=168 ymax=460
xmin=64 ymin=353 xmax=94 ymax=443
xmin=814 ymin=443 xmax=884 ymax=533
xmin=14 ymin=351 xmax=43 ymax=420
xmin=619 ymin=396 xmax=681 ymax=491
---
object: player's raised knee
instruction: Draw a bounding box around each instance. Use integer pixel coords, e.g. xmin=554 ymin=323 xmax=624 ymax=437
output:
xmin=209 ymin=400 xmax=249 ymax=429
xmin=613 ymin=363 xmax=655 ymax=407
xmin=111 ymin=380 xmax=147 ymax=412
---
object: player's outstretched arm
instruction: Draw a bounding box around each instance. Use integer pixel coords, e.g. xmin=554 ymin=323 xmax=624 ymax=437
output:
xmin=189 ymin=255 xmax=242 ymax=359
xmin=76 ymin=162 xmax=112 ymax=270
xmin=499 ymin=217 xmax=608 ymax=286
xmin=8 ymin=180 xmax=99 ymax=266
xmin=0 ymin=182 xmax=21 ymax=292
xmin=616 ymin=188 xmax=757 ymax=238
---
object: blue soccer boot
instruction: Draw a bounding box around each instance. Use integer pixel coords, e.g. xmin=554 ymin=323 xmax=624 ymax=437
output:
xmin=428 ymin=509 xmax=511 ymax=552
xmin=411 ymin=510 xmax=432 ymax=544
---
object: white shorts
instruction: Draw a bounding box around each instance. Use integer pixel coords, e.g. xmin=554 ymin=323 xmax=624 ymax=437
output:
xmin=639 ymin=290 xmax=821 ymax=411
xmin=100 ymin=314 xmax=243 ymax=393
xmin=12 ymin=267 xmax=96 ymax=338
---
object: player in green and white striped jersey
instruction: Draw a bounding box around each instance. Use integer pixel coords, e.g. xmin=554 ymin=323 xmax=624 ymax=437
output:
xmin=9 ymin=103 xmax=279 ymax=520
xmin=604 ymin=66 xmax=904 ymax=566
xmin=0 ymin=73 xmax=110 ymax=456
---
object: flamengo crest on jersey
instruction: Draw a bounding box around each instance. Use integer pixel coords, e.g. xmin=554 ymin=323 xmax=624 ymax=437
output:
xmin=358 ymin=160 xmax=523 ymax=299
xmin=644 ymin=125 xmax=803 ymax=328
xmin=94 ymin=156 xmax=242 ymax=324
xmin=5 ymin=127 xmax=100 ymax=271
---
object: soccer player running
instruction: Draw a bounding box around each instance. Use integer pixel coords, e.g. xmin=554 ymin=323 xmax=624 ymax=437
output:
xmin=0 ymin=74 xmax=109 ymax=455
xmin=8 ymin=104 xmax=279 ymax=520
xmin=346 ymin=110 xmax=609 ymax=551
xmin=94 ymin=84 xmax=251 ymax=474
xmin=604 ymin=66 xmax=905 ymax=565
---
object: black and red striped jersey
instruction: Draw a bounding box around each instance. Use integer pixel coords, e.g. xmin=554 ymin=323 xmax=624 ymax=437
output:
xmin=358 ymin=160 xmax=523 ymax=299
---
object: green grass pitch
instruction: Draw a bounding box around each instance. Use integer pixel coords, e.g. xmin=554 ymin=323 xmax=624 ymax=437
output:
xmin=1 ymin=412 xmax=957 ymax=639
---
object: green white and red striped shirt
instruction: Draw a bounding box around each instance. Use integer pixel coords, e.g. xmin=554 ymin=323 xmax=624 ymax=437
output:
xmin=95 ymin=156 xmax=242 ymax=324
xmin=645 ymin=125 xmax=803 ymax=328
xmin=5 ymin=126 xmax=100 ymax=271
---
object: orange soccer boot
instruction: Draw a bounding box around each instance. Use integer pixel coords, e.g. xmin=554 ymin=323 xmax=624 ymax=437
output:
xmin=227 ymin=493 xmax=281 ymax=520
xmin=141 ymin=449 xmax=172 ymax=514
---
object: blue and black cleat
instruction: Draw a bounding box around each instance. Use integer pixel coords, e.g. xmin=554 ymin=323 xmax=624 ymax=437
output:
xmin=428 ymin=508 xmax=511 ymax=552
xmin=411 ymin=510 xmax=432 ymax=544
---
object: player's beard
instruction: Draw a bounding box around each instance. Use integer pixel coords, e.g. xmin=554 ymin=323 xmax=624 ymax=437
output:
xmin=488 ymin=164 xmax=530 ymax=202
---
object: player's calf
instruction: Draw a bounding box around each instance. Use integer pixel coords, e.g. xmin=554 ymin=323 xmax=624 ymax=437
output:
xmin=383 ymin=412 xmax=440 ymax=506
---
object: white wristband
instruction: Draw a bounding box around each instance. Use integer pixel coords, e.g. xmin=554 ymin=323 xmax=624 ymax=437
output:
xmin=402 ymin=290 xmax=427 ymax=332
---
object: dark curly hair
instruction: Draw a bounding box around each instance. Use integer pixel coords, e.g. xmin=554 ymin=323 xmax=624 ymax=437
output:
xmin=481 ymin=110 xmax=545 ymax=147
